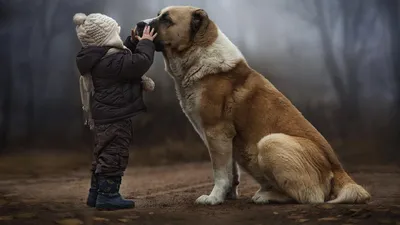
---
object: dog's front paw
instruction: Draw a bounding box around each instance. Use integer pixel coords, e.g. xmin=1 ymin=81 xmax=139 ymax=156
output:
xmin=195 ymin=195 xmax=223 ymax=205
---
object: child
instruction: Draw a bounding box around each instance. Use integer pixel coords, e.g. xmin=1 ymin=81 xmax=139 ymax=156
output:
xmin=73 ymin=12 xmax=157 ymax=210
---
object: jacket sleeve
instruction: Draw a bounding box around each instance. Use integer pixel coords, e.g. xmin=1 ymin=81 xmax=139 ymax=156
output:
xmin=124 ymin=36 xmax=139 ymax=52
xmin=119 ymin=39 xmax=155 ymax=80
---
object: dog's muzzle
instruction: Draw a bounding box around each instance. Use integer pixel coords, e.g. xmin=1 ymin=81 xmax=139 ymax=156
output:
xmin=135 ymin=18 xmax=164 ymax=52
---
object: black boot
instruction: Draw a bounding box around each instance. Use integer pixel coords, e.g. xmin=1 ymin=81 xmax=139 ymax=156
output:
xmin=86 ymin=172 xmax=98 ymax=207
xmin=95 ymin=176 xmax=135 ymax=210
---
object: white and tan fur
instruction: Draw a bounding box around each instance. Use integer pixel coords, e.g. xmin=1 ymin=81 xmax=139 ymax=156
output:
xmin=140 ymin=6 xmax=371 ymax=205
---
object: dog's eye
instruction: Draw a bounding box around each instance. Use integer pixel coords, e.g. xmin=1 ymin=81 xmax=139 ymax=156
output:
xmin=160 ymin=14 xmax=173 ymax=25
xmin=161 ymin=13 xmax=169 ymax=20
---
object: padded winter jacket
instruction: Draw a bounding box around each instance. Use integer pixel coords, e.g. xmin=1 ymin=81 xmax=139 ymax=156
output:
xmin=76 ymin=36 xmax=155 ymax=124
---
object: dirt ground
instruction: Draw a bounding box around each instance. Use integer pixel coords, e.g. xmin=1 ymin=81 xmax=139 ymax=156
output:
xmin=0 ymin=162 xmax=399 ymax=225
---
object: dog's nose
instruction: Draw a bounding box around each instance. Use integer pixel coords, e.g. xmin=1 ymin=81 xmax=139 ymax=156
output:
xmin=136 ymin=21 xmax=147 ymax=28
xmin=142 ymin=18 xmax=153 ymax=24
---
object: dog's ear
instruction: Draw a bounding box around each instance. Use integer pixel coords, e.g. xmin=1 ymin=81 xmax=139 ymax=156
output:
xmin=190 ymin=9 xmax=208 ymax=40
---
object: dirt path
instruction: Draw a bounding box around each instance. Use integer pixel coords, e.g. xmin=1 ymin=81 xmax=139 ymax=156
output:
xmin=0 ymin=162 xmax=399 ymax=225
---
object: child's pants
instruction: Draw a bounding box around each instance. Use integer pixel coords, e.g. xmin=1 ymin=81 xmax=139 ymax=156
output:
xmin=91 ymin=119 xmax=133 ymax=176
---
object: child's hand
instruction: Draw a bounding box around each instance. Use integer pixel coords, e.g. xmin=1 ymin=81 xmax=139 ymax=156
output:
xmin=135 ymin=25 xmax=157 ymax=42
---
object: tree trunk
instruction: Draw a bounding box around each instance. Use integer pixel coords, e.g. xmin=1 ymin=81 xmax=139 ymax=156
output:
xmin=385 ymin=1 xmax=400 ymax=152
xmin=341 ymin=1 xmax=362 ymax=124
xmin=386 ymin=1 xmax=400 ymax=106
xmin=314 ymin=0 xmax=349 ymax=139
xmin=0 ymin=34 xmax=12 ymax=151
xmin=21 ymin=62 xmax=35 ymax=146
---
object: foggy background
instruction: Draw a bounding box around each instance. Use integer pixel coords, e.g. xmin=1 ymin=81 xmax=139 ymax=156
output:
xmin=0 ymin=0 xmax=399 ymax=166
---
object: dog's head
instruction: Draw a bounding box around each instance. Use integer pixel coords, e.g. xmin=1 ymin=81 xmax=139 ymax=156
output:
xmin=135 ymin=6 xmax=217 ymax=53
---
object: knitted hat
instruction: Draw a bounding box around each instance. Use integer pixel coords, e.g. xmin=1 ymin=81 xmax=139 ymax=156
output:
xmin=73 ymin=13 xmax=123 ymax=48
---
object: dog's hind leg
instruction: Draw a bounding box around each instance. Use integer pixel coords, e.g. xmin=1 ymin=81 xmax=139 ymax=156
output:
xmin=257 ymin=133 xmax=331 ymax=204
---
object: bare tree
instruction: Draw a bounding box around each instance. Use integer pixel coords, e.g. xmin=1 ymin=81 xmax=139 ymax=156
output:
xmin=377 ymin=0 xmax=400 ymax=156
xmin=27 ymin=0 xmax=68 ymax=143
xmin=293 ymin=0 xmax=378 ymax=138
xmin=378 ymin=1 xmax=400 ymax=91
xmin=0 ymin=0 xmax=12 ymax=151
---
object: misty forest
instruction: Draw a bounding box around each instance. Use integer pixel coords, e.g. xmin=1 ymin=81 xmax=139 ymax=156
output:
xmin=0 ymin=0 xmax=399 ymax=166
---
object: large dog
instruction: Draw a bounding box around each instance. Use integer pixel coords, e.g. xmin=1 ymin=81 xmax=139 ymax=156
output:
xmin=136 ymin=6 xmax=371 ymax=205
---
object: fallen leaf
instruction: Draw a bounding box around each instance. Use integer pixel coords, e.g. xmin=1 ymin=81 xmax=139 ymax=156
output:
xmin=349 ymin=208 xmax=361 ymax=213
xmin=318 ymin=217 xmax=340 ymax=221
xmin=0 ymin=216 xmax=13 ymax=221
xmin=149 ymin=212 xmax=154 ymax=215
xmin=297 ymin=219 xmax=310 ymax=223
xmin=118 ymin=218 xmax=129 ymax=223
xmin=15 ymin=213 xmax=36 ymax=219
xmin=273 ymin=212 xmax=279 ymax=215
xmin=125 ymin=215 xmax=140 ymax=220
xmin=317 ymin=204 xmax=334 ymax=209
xmin=288 ymin=215 xmax=304 ymax=220
xmin=287 ymin=209 xmax=298 ymax=214
xmin=55 ymin=218 xmax=84 ymax=225
xmin=93 ymin=217 xmax=109 ymax=222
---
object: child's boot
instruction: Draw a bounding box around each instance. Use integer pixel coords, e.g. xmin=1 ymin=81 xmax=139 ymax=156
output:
xmin=86 ymin=172 xmax=98 ymax=207
xmin=95 ymin=176 xmax=135 ymax=210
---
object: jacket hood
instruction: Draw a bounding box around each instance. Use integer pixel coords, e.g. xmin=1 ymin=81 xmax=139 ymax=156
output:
xmin=76 ymin=46 xmax=110 ymax=75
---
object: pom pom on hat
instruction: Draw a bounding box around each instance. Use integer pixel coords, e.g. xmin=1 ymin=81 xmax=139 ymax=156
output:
xmin=73 ymin=13 xmax=87 ymax=25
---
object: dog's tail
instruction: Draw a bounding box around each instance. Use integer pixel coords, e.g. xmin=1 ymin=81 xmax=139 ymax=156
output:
xmin=315 ymin=142 xmax=370 ymax=204
xmin=327 ymin=169 xmax=370 ymax=204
